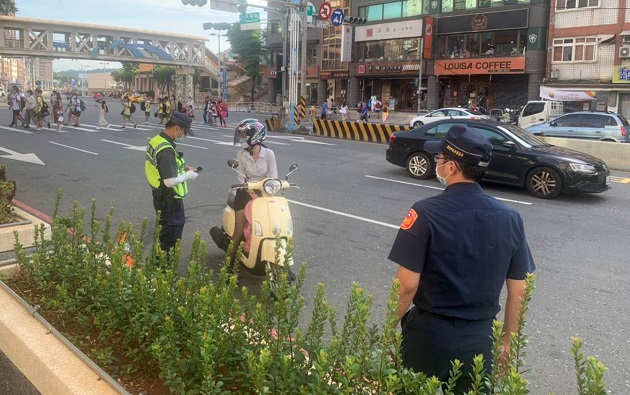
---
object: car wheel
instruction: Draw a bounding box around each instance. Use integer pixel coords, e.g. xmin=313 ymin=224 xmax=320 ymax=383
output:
xmin=406 ymin=152 xmax=433 ymax=179
xmin=413 ymin=121 xmax=424 ymax=127
xmin=525 ymin=166 xmax=563 ymax=199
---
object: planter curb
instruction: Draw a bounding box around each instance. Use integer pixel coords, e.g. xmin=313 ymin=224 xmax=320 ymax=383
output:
xmin=0 ymin=206 xmax=51 ymax=253
xmin=0 ymin=270 xmax=128 ymax=395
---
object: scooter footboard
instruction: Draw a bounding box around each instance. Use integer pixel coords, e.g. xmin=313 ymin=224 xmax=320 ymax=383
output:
xmin=260 ymin=238 xmax=293 ymax=267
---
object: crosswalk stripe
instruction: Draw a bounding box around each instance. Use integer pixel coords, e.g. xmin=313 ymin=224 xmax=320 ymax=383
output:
xmin=0 ymin=125 xmax=33 ymax=134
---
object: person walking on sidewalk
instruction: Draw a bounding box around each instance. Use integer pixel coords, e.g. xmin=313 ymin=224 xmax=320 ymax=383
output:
xmin=22 ymin=89 xmax=36 ymax=129
xmin=360 ymin=102 xmax=369 ymax=123
xmin=339 ymin=102 xmax=349 ymax=122
xmin=52 ymin=91 xmax=64 ymax=132
xmin=382 ymin=102 xmax=389 ymax=124
xmin=388 ymin=125 xmax=535 ymax=394
xmin=9 ymin=85 xmax=25 ymax=127
xmin=121 ymin=96 xmax=137 ymax=129
xmin=98 ymin=99 xmax=109 ymax=129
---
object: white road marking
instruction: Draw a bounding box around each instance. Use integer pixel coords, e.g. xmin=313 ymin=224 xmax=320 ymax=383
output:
xmin=188 ymin=136 xmax=235 ymax=146
xmin=61 ymin=124 xmax=102 ymax=133
xmin=99 ymin=139 xmax=146 ymax=151
xmin=48 ymin=141 xmax=99 ymax=155
xmin=0 ymin=146 xmax=45 ymax=165
xmin=144 ymin=137 xmax=209 ymax=150
xmin=0 ymin=125 xmax=33 ymax=134
xmin=287 ymin=199 xmax=400 ymax=230
xmin=365 ymin=175 xmax=534 ymax=206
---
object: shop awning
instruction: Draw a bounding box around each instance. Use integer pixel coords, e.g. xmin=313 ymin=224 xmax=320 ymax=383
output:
xmin=598 ymin=34 xmax=615 ymax=43
xmin=620 ymin=31 xmax=630 ymax=36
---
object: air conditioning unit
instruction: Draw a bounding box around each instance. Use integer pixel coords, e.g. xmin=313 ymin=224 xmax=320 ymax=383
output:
xmin=623 ymin=35 xmax=630 ymax=44
xmin=619 ymin=46 xmax=630 ymax=58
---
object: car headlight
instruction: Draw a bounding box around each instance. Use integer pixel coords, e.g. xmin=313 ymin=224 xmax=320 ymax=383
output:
xmin=263 ymin=179 xmax=282 ymax=195
xmin=569 ymin=163 xmax=597 ymax=174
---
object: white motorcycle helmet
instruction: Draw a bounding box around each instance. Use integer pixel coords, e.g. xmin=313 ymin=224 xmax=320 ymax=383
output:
xmin=234 ymin=118 xmax=267 ymax=148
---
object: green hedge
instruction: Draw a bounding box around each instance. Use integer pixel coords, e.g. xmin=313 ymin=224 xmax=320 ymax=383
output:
xmin=10 ymin=192 xmax=607 ymax=394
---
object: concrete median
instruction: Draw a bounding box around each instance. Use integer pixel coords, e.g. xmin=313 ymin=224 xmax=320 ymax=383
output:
xmin=313 ymin=119 xmax=410 ymax=144
xmin=541 ymin=137 xmax=630 ymax=172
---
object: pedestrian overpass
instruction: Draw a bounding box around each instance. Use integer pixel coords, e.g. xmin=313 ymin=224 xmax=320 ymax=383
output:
xmin=0 ymin=16 xmax=221 ymax=87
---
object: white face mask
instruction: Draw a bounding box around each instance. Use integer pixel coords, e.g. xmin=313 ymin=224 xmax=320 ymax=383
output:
xmin=436 ymin=162 xmax=450 ymax=186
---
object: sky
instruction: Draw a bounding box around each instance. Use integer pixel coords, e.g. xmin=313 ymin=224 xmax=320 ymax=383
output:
xmin=15 ymin=0 xmax=261 ymax=72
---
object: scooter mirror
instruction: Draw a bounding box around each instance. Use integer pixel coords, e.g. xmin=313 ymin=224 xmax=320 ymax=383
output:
xmin=285 ymin=162 xmax=299 ymax=180
xmin=227 ymin=159 xmax=239 ymax=169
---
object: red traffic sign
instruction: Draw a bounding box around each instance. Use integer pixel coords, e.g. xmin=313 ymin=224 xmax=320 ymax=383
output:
xmin=319 ymin=2 xmax=332 ymax=20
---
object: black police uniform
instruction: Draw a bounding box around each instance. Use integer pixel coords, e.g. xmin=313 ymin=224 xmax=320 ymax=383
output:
xmin=388 ymin=182 xmax=535 ymax=391
xmin=153 ymin=132 xmax=186 ymax=252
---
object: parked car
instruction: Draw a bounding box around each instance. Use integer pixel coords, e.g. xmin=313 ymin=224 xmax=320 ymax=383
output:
xmin=526 ymin=111 xmax=630 ymax=143
xmin=409 ymin=108 xmax=490 ymax=128
xmin=386 ymin=119 xmax=611 ymax=199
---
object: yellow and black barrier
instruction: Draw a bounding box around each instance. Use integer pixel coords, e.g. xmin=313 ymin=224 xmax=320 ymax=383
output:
xmin=314 ymin=120 xmax=411 ymax=144
xmin=265 ymin=116 xmax=282 ymax=131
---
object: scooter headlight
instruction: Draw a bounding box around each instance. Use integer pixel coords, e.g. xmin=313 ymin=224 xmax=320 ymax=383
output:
xmin=263 ymin=179 xmax=282 ymax=195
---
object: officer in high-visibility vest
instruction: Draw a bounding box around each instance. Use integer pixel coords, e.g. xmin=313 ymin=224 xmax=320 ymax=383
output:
xmin=145 ymin=112 xmax=199 ymax=253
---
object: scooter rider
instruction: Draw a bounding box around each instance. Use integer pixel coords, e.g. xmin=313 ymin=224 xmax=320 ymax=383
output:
xmin=229 ymin=119 xmax=278 ymax=266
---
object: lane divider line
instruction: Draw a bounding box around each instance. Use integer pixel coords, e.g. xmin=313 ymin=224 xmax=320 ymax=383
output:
xmin=364 ymin=175 xmax=534 ymax=206
xmin=287 ymin=199 xmax=399 ymax=230
xmin=48 ymin=141 xmax=99 ymax=155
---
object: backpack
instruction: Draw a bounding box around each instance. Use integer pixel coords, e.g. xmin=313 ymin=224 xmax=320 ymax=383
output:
xmin=41 ymin=100 xmax=49 ymax=115
xmin=19 ymin=94 xmax=25 ymax=110
xmin=130 ymin=103 xmax=136 ymax=113
xmin=79 ymin=99 xmax=86 ymax=111
xmin=140 ymin=101 xmax=146 ymax=111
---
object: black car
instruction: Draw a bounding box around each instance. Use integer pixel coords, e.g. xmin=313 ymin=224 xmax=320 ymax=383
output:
xmin=386 ymin=119 xmax=611 ymax=199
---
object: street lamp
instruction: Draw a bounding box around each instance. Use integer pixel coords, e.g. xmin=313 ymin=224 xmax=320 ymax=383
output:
xmin=209 ymin=33 xmax=228 ymax=101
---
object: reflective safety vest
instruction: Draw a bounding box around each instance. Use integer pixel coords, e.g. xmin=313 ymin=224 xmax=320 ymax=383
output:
xmin=145 ymin=135 xmax=188 ymax=199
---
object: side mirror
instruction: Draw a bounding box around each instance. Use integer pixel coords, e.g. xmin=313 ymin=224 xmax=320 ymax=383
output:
xmin=285 ymin=162 xmax=299 ymax=180
xmin=502 ymin=141 xmax=517 ymax=149
xmin=549 ymin=121 xmax=558 ymax=127
xmin=227 ymin=159 xmax=239 ymax=168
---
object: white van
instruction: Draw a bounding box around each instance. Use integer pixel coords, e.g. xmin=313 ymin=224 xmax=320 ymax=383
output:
xmin=518 ymin=101 xmax=564 ymax=129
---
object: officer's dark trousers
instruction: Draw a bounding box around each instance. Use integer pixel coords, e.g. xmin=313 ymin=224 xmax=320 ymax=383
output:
xmin=401 ymin=307 xmax=494 ymax=394
xmin=153 ymin=191 xmax=185 ymax=254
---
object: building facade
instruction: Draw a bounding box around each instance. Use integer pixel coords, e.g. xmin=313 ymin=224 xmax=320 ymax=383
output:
xmin=266 ymin=0 xmax=551 ymax=112
xmin=542 ymin=0 xmax=630 ymax=118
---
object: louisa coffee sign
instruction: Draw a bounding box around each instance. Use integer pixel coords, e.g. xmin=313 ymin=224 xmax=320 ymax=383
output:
xmin=435 ymin=57 xmax=525 ymax=75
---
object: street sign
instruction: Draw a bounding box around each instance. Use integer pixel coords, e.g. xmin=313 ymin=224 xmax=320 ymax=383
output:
xmin=240 ymin=12 xmax=260 ymax=30
xmin=316 ymin=20 xmax=330 ymax=29
xmin=331 ymin=8 xmax=344 ymax=26
xmin=318 ymin=2 xmax=332 ymax=20
xmin=307 ymin=3 xmax=314 ymax=24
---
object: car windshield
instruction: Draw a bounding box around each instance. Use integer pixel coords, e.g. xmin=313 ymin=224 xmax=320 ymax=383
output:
xmin=499 ymin=124 xmax=552 ymax=148
xmin=467 ymin=109 xmax=484 ymax=115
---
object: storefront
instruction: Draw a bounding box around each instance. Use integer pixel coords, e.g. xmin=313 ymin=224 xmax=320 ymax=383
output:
xmin=319 ymin=70 xmax=348 ymax=106
xmin=354 ymin=19 xmax=425 ymax=111
xmin=433 ymin=8 xmax=544 ymax=110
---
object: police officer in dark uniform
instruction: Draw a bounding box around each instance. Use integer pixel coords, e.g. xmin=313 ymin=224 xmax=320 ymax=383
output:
xmin=145 ymin=112 xmax=199 ymax=253
xmin=388 ymin=125 xmax=536 ymax=393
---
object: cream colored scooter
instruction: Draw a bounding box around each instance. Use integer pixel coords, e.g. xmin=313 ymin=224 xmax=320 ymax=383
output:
xmin=210 ymin=159 xmax=298 ymax=290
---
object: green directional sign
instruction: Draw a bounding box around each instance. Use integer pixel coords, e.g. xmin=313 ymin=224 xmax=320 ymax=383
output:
xmin=239 ymin=12 xmax=260 ymax=24
xmin=239 ymin=12 xmax=260 ymax=30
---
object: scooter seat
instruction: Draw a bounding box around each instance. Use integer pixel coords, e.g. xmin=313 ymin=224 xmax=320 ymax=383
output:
xmin=227 ymin=188 xmax=237 ymax=209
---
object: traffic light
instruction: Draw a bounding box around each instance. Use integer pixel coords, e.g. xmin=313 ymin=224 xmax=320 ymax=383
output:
xmin=203 ymin=22 xmax=231 ymax=30
xmin=343 ymin=15 xmax=367 ymax=25
xmin=182 ymin=0 xmax=208 ymax=6
xmin=237 ymin=0 xmax=247 ymax=14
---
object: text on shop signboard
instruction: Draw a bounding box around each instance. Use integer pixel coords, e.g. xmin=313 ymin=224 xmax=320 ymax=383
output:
xmin=435 ymin=57 xmax=525 ymax=75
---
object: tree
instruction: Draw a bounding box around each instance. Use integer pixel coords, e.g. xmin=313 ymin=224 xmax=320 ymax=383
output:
xmin=110 ymin=62 xmax=139 ymax=92
xmin=0 ymin=0 xmax=17 ymax=15
xmin=152 ymin=65 xmax=176 ymax=97
xmin=226 ymin=24 xmax=263 ymax=102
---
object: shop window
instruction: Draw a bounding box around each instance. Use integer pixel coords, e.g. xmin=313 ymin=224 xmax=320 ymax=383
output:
xmin=367 ymin=4 xmax=384 ymax=20
xmin=403 ymin=0 xmax=423 ymax=16
xmin=442 ymin=0 xmax=453 ymax=12
xmin=384 ymin=2 xmax=403 ymax=19
xmin=557 ymin=0 xmax=599 ymax=10
xmin=478 ymin=0 xmax=491 ymax=7
xmin=552 ymin=37 xmax=597 ymax=62
xmin=491 ymin=0 xmax=504 ymax=7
